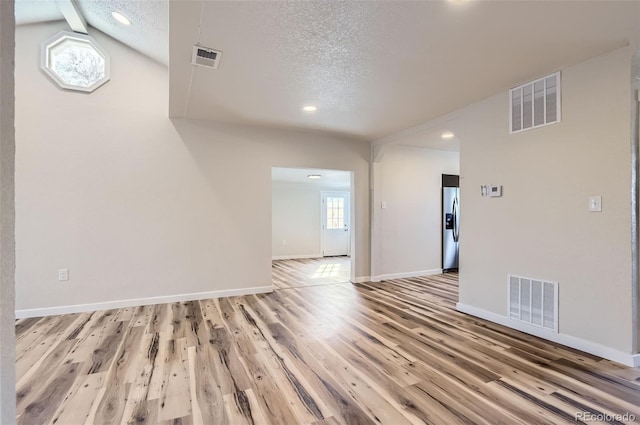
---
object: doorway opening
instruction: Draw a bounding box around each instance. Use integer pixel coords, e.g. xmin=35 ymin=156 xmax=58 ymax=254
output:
xmin=321 ymin=191 xmax=350 ymax=257
xmin=271 ymin=167 xmax=354 ymax=289
xmin=442 ymin=174 xmax=460 ymax=273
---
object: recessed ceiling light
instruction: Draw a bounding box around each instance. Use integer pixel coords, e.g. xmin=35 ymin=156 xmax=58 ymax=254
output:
xmin=302 ymin=105 xmax=317 ymax=112
xmin=441 ymin=131 xmax=455 ymax=140
xmin=307 ymin=174 xmax=322 ymax=179
xmin=111 ymin=11 xmax=132 ymax=26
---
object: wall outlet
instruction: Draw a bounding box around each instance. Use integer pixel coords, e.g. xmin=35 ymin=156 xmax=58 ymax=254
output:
xmin=58 ymin=269 xmax=69 ymax=281
xmin=589 ymin=196 xmax=602 ymax=212
xmin=282 ymin=239 xmax=287 ymax=245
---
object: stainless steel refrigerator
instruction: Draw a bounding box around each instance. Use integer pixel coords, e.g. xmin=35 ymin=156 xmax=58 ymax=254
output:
xmin=442 ymin=175 xmax=460 ymax=272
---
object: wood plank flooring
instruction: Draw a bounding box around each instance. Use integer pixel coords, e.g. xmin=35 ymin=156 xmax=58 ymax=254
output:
xmin=272 ymin=257 xmax=351 ymax=289
xmin=15 ymin=273 xmax=640 ymax=424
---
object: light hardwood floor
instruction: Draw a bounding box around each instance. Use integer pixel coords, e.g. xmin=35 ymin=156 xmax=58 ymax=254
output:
xmin=272 ymin=257 xmax=351 ymax=289
xmin=15 ymin=273 xmax=640 ymax=425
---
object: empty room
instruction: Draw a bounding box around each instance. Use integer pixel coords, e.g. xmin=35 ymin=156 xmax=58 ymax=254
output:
xmin=1 ymin=0 xmax=640 ymax=424
xmin=272 ymin=167 xmax=354 ymax=290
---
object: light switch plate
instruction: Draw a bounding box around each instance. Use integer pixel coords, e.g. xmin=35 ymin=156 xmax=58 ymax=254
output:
xmin=589 ymin=196 xmax=602 ymax=212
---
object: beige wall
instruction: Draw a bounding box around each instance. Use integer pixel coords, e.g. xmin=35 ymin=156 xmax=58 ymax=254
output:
xmin=272 ymin=182 xmax=323 ymax=259
xmin=372 ymin=146 xmax=459 ymax=278
xmin=634 ymin=49 xmax=640 ymax=355
xmin=0 ymin=1 xmax=15 ymax=422
xmin=15 ymin=22 xmax=370 ymax=312
xmin=458 ymin=47 xmax=633 ymax=353
xmin=272 ymin=181 xmax=350 ymax=259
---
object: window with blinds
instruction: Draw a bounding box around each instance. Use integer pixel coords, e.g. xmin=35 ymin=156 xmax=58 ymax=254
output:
xmin=510 ymin=72 xmax=561 ymax=133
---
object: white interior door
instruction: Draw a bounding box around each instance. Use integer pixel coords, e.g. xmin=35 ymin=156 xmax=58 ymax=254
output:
xmin=321 ymin=191 xmax=350 ymax=257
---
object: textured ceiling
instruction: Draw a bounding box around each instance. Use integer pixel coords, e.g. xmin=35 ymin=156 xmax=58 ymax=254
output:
xmin=170 ymin=0 xmax=640 ymax=142
xmin=14 ymin=0 xmax=62 ymax=24
xmin=15 ymin=0 xmax=168 ymax=64
xmin=14 ymin=1 xmax=640 ymax=146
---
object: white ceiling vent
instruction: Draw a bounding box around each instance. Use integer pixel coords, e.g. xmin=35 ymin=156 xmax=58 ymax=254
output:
xmin=191 ymin=46 xmax=222 ymax=69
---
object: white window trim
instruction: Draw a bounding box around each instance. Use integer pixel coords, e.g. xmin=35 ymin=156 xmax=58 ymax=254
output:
xmin=40 ymin=31 xmax=111 ymax=93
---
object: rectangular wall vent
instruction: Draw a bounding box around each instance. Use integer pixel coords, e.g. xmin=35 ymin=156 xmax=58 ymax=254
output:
xmin=508 ymin=274 xmax=558 ymax=332
xmin=191 ymin=46 xmax=222 ymax=69
xmin=510 ymin=72 xmax=561 ymax=133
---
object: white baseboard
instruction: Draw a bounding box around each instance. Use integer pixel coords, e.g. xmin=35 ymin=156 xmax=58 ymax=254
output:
xmin=456 ymin=302 xmax=640 ymax=367
xmin=272 ymin=254 xmax=321 ymax=260
xmin=15 ymin=285 xmax=274 ymax=319
xmin=371 ymin=269 xmax=443 ymax=283
xmin=352 ymin=276 xmax=371 ymax=283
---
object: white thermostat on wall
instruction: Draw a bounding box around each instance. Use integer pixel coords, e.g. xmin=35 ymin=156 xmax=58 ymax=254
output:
xmin=481 ymin=185 xmax=502 ymax=197
xmin=489 ymin=185 xmax=502 ymax=197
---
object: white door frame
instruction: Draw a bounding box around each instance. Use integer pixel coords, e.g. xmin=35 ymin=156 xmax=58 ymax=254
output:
xmin=270 ymin=167 xmax=356 ymax=284
xmin=320 ymin=190 xmax=351 ymax=257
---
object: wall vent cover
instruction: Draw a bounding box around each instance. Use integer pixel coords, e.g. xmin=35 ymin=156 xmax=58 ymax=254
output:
xmin=191 ymin=46 xmax=222 ymax=69
xmin=508 ymin=274 xmax=558 ymax=332
xmin=510 ymin=72 xmax=561 ymax=133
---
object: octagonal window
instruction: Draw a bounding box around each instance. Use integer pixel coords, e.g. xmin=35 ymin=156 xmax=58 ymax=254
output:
xmin=41 ymin=32 xmax=110 ymax=93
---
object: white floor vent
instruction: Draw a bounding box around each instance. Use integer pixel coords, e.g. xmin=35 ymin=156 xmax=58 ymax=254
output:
xmin=508 ymin=275 xmax=558 ymax=332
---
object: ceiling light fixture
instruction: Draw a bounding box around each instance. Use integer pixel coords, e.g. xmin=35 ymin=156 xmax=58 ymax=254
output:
xmin=441 ymin=131 xmax=455 ymax=140
xmin=302 ymin=105 xmax=317 ymax=112
xmin=307 ymin=174 xmax=322 ymax=179
xmin=111 ymin=11 xmax=132 ymax=26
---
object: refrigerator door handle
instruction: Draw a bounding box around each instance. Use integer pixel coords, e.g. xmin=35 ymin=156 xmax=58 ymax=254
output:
xmin=452 ymin=197 xmax=459 ymax=242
